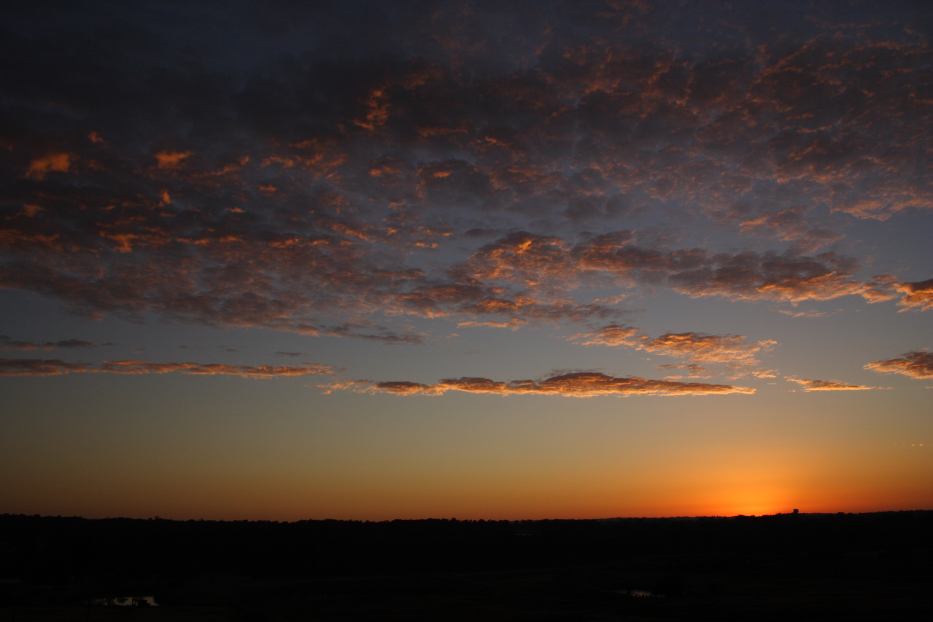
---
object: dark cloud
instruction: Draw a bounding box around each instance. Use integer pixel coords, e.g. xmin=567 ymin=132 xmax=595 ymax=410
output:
xmin=0 ymin=335 xmax=96 ymax=351
xmin=864 ymin=351 xmax=933 ymax=380
xmin=0 ymin=358 xmax=92 ymax=377
xmin=1 ymin=0 xmax=928 ymax=344
xmin=738 ymin=207 xmax=843 ymax=252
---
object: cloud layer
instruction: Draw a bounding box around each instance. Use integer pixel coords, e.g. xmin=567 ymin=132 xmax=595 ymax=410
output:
xmin=1 ymin=0 xmax=929 ymax=346
xmin=573 ymin=324 xmax=776 ymax=366
xmin=326 ymin=371 xmax=755 ymax=398
xmin=0 ymin=358 xmax=333 ymax=379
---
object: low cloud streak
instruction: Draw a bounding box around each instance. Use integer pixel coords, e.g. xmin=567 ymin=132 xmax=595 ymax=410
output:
xmin=864 ymin=351 xmax=933 ymax=380
xmin=786 ymin=376 xmax=881 ymax=392
xmin=325 ymin=371 xmax=755 ymax=398
xmin=0 ymin=358 xmax=333 ymax=379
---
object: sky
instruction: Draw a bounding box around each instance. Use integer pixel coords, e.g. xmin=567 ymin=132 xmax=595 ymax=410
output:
xmin=1 ymin=0 xmax=931 ymax=520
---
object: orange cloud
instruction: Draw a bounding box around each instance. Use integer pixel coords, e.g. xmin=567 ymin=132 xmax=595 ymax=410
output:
xmin=21 ymin=204 xmax=43 ymax=217
xmin=327 ymin=371 xmax=755 ymax=398
xmin=154 ymin=150 xmax=192 ymax=169
xmin=894 ymin=280 xmax=933 ymax=312
xmin=750 ymin=369 xmax=778 ymax=379
xmin=465 ymin=232 xmax=573 ymax=286
xmin=353 ymin=87 xmax=390 ymax=131
xmin=0 ymin=358 xmax=333 ymax=379
xmin=642 ymin=333 xmax=777 ymax=364
xmin=26 ymin=153 xmax=72 ymax=180
xmin=864 ymin=351 xmax=933 ymax=380
xmin=573 ymin=325 xmax=776 ymax=366
xmin=785 ymin=376 xmax=880 ymax=392
xmin=572 ymin=324 xmax=640 ymax=347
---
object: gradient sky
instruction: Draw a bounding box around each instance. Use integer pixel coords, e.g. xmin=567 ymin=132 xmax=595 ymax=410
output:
xmin=1 ymin=0 xmax=931 ymax=520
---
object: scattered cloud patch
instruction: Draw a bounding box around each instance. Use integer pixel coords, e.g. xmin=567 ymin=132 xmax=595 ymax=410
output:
xmin=786 ymin=376 xmax=881 ymax=392
xmin=895 ymin=280 xmax=933 ymax=312
xmin=25 ymin=153 xmax=71 ymax=180
xmin=154 ymin=151 xmax=192 ymax=169
xmin=572 ymin=325 xmax=776 ymax=366
xmin=864 ymin=351 xmax=933 ymax=380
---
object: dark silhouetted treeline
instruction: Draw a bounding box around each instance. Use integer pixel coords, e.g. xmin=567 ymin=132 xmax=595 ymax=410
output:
xmin=1 ymin=511 xmax=931 ymax=620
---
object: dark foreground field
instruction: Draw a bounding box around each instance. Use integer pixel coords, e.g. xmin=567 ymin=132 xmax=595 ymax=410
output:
xmin=1 ymin=511 xmax=931 ymax=621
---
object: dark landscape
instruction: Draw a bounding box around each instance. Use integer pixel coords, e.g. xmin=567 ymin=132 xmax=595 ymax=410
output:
xmin=2 ymin=511 xmax=932 ymax=621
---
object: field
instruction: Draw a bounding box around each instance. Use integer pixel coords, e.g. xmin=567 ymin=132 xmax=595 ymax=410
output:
xmin=1 ymin=512 xmax=931 ymax=620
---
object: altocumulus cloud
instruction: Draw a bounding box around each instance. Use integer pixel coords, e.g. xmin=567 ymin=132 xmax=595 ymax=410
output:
xmin=864 ymin=352 xmax=933 ymax=380
xmin=572 ymin=324 xmax=776 ymax=366
xmin=894 ymin=280 xmax=933 ymax=312
xmin=0 ymin=0 xmax=928 ymax=347
xmin=322 ymin=371 xmax=755 ymax=398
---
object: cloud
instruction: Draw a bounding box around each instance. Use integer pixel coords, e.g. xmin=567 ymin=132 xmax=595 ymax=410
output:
xmin=778 ymin=309 xmax=831 ymax=319
xmin=395 ymin=281 xmax=620 ymax=325
xmin=572 ymin=324 xmax=776 ymax=366
xmin=571 ymin=234 xmax=895 ymax=305
xmin=0 ymin=358 xmax=93 ymax=377
xmin=0 ymin=358 xmax=333 ymax=379
xmin=154 ymin=151 xmax=192 ymax=169
xmin=0 ymin=335 xmax=96 ymax=351
xmin=572 ymin=324 xmax=641 ymax=347
xmin=325 ymin=371 xmax=755 ymax=398
xmin=456 ymin=319 xmax=525 ymax=330
xmin=750 ymin=369 xmax=778 ymax=380
xmin=864 ymin=351 xmax=933 ymax=380
xmin=664 ymin=252 xmax=887 ymax=305
xmin=895 ymin=280 xmax=933 ymax=312
xmin=462 ymin=232 xmax=574 ymax=287
xmin=97 ymin=360 xmax=334 ymax=378
xmin=785 ymin=376 xmax=881 ymax=392
xmin=657 ymin=362 xmax=710 ymax=379
xmin=738 ymin=207 xmax=843 ymax=252
xmin=320 ymin=324 xmax=423 ymax=345
xmin=25 ymin=153 xmax=71 ymax=180
xmin=641 ymin=333 xmax=777 ymax=365
xmin=0 ymin=1 xmax=925 ymax=345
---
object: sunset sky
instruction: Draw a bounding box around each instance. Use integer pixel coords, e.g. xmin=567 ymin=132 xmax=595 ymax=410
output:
xmin=1 ymin=0 xmax=931 ymax=520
